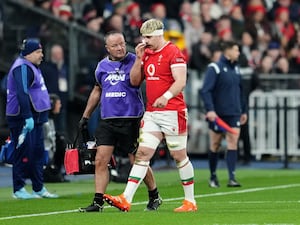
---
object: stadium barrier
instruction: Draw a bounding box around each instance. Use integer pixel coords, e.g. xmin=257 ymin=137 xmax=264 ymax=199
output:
xmin=249 ymin=90 xmax=300 ymax=162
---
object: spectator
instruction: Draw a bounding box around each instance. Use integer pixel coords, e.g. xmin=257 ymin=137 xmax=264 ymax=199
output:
xmin=79 ymin=3 xmax=103 ymax=32
xmin=245 ymin=3 xmax=272 ymax=52
xmin=51 ymin=0 xmax=69 ymax=17
xmin=113 ymin=0 xmax=132 ymax=17
xmin=286 ymin=30 xmax=300 ymax=74
xmin=179 ymin=1 xmax=193 ymax=29
xmin=218 ymin=0 xmax=236 ymax=15
xmin=216 ymin=15 xmax=234 ymax=41
xmin=39 ymin=4 xmax=73 ymax=54
xmin=199 ymin=1 xmax=217 ymax=34
xmin=150 ymin=3 xmax=170 ymax=30
xmin=271 ymin=6 xmax=296 ymax=48
xmin=40 ymin=44 xmax=69 ymax=135
xmin=192 ymin=0 xmax=222 ymax=20
xmin=263 ymin=41 xmax=284 ymax=68
xmin=268 ymin=0 xmax=300 ymax=23
xmin=229 ymin=4 xmax=245 ymax=40
xmin=240 ymin=31 xmax=261 ymax=70
xmin=33 ymin=0 xmax=52 ymax=12
xmin=275 ymin=57 xmax=290 ymax=74
xmin=190 ymin=31 xmax=215 ymax=75
xmin=183 ymin=15 xmax=204 ymax=56
xmin=256 ymin=55 xmax=274 ymax=74
xmin=123 ymin=2 xmax=143 ymax=47
xmin=102 ymin=13 xmax=124 ymax=33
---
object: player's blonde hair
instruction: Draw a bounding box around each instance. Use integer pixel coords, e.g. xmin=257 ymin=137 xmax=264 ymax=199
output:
xmin=140 ymin=19 xmax=164 ymax=36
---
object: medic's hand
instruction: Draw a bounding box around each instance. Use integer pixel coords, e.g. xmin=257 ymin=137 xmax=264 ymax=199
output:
xmin=78 ymin=117 xmax=89 ymax=131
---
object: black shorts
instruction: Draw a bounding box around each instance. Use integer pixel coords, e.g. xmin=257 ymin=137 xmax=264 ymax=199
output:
xmin=208 ymin=115 xmax=241 ymax=133
xmin=95 ymin=118 xmax=141 ymax=156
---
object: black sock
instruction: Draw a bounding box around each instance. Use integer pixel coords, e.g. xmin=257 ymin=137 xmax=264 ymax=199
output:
xmin=226 ymin=150 xmax=237 ymax=180
xmin=148 ymin=188 xmax=159 ymax=199
xmin=208 ymin=150 xmax=218 ymax=180
xmin=94 ymin=193 xmax=104 ymax=205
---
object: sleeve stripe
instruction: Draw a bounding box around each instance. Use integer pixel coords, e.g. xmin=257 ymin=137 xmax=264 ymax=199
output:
xmin=21 ymin=64 xmax=28 ymax=94
xmin=170 ymin=63 xmax=187 ymax=69
xmin=208 ymin=62 xmax=220 ymax=74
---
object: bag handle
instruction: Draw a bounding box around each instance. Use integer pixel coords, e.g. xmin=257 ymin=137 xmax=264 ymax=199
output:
xmin=70 ymin=127 xmax=90 ymax=149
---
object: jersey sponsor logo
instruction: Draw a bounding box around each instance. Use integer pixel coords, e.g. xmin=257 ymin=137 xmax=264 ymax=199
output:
xmin=105 ymin=70 xmax=126 ymax=85
xmin=146 ymin=64 xmax=159 ymax=80
xmin=105 ymin=92 xmax=127 ymax=97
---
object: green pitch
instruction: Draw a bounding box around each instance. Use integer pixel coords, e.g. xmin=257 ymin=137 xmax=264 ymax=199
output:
xmin=0 ymin=168 xmax=299 ymax=225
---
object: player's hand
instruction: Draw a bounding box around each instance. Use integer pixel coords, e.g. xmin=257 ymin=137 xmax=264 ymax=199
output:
xmin=135 ymin=41 xmax=146 ymax=59
xmin=152 ymin=96 xmax=168 ymax=108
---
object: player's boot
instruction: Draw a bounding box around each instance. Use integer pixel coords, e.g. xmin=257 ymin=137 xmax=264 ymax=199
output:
xmin=104 ymin=193 xmax=131 ymax=212
xmin=79 ymin=201 xmax=104 ymax=212
xmin=145 ymin=195 xmax=162 ymax=211
xmin=227 ymin=179 xmax=241 ymax=187
xmin=174 ymin=200 xmax=197 ymax=212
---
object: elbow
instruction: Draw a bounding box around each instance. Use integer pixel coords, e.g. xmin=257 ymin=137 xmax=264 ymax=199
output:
xmin=130 ymin=79 xmax=141 ymax=87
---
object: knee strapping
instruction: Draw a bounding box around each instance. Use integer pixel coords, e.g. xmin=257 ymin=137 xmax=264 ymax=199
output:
xmin=177 ymin=157 xmax=189 ymax=168
xmin=165 ymin=135 xmax=187 ymax=151
xmin=139 ymin=132 xmax=161 ymax=149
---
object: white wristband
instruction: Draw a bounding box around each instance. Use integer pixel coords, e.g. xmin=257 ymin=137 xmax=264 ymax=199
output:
xmin=163 ymin=91 xmax=173 ymax=100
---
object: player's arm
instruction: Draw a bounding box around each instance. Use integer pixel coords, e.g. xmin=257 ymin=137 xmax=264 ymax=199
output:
xmin=82 ymin=83 xmax=102 ymax=119
xmin=201 ymin=65 xmax=219 ymax=122
xmin=130 ymin=42 xmax=145 ymax=86
xmin=168 ymin=64 xmax=187 ymax=97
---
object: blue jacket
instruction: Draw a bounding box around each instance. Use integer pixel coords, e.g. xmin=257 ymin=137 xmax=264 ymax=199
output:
xmin=201 ymin=55 xmax=247 ymax=116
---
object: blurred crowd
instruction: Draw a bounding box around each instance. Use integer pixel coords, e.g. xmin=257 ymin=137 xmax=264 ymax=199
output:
xmin=21 ymin=0 xmax=300 ymax=77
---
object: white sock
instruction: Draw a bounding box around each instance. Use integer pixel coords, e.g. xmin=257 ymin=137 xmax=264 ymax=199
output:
xmin=123 ymin=164 xmax=148 ymax=203
xmin=178 ymin=160 xmax=196 ymax=204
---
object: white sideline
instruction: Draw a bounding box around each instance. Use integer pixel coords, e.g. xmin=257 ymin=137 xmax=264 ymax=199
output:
xmin=1 ymin=184 xmax=300 ymax=221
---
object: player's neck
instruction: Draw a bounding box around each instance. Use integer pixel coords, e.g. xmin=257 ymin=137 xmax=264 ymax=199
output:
xmin=156 ymin=40 xmax=168 ymax=51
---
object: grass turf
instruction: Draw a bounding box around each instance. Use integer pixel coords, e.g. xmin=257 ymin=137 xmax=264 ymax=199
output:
xmin=0 ymin=168 xmax=299 ymax=225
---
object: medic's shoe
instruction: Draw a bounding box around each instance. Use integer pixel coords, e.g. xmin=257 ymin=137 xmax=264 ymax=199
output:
xmin=174 ymin=200 xmax=197 ymax=212
xmin=79 ymin=201 xmax=104 ymax=212
xmin=145 ymin=195 xmax=163 ymax=211
xmin=104 ymin=193 xmax=131 ymax=212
